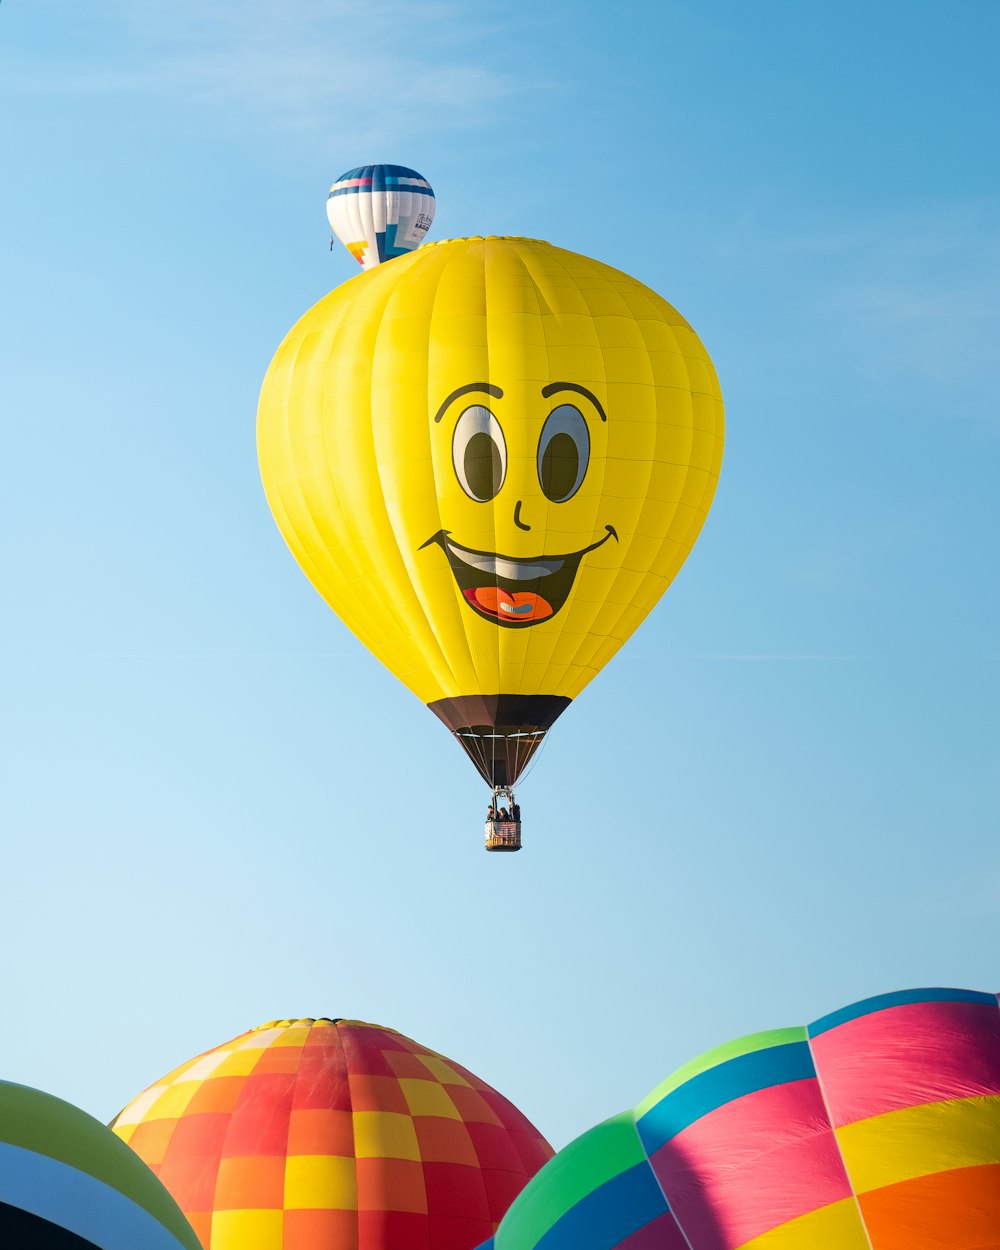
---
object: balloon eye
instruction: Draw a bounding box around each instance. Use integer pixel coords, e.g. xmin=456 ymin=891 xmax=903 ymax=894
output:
xmin=537 ymin=405 xmax=590 ymax=502
xmin=452 ymin=405 xmax=507 ymax=502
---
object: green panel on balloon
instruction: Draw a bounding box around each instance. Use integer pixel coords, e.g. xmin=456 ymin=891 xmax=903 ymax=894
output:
xmin=0 ymin=1079 xmax=201 ymax=1250
xmin=483 ymin=988 xmax=1000 ymax=1250
xmin=635 ymin=1026 xmax=808 ymax=1117
xmin=494 ymin=1114 xmax=646 ymax=1249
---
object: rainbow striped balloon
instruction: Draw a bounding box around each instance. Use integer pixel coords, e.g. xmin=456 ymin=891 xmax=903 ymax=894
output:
xmin=0 ymin=1078 xmax=200 ymax=1250
xmin=480 ymin=988 xmax=1000 ymax=1250
xmin=111 ymin=1016 xmax=553 ymax=1250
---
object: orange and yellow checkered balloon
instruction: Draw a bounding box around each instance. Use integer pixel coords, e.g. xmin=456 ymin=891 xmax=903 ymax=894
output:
xmin=111 ymin=1017 xmax=553 ymax=1250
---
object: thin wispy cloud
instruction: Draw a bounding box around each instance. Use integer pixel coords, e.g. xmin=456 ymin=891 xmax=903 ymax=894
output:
xmin=694 ymin=653 xmax=848 ymax=661
xmin=798 ymin=207 xmax=997 ymax=422
xmin=819 ymin=208 xmax=1000 ymax=417
xmin=7 ymin=0 xmax=543 ymax=145
xmin=713 ymin=199 xmax=1000 ymax=425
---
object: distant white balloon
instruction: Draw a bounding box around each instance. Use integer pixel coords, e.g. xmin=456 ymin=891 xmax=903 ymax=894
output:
xmin=326 ymin=164 xmax=436 ymax=269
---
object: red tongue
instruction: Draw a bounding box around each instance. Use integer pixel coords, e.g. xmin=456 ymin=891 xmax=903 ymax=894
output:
xmin=465 ymin=587 xmax=554 ymax=622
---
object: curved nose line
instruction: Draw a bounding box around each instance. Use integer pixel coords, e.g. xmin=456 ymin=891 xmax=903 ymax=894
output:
xmin=513 ymin=500 xmax=531 ymax=531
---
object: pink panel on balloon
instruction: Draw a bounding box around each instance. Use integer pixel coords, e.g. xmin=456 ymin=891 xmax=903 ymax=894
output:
xmin=811 ymin=999 xmax=1000 ymax=1128
xmin=618 ymin=1211 xmax=690 ymax=1249
xmin=650 ymin=1078 xmax=851 ymax=1250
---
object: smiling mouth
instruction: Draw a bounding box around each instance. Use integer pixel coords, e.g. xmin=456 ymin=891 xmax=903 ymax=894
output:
xmin=420 ymin=526 xmax=619 ymax=628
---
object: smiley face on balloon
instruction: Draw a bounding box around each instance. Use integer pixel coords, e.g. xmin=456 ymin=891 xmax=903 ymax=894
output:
xmin=420 ymin=378 xmax=620 ymax=627
xmin=258 ymin=236 xmax=724 ymax=788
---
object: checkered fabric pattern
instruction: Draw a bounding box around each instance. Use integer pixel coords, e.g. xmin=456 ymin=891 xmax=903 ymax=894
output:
xmin=110 ymin=1017 xmax=553 ymax=1250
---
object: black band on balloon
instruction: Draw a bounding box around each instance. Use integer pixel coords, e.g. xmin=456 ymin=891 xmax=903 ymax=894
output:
xmin=0 ymin=1202 xmax=103 ymax=1249
xmin=428 ymin=693 xmax=570 ymax=733
xmin=427 ymin=694 xmax=571 ymax=787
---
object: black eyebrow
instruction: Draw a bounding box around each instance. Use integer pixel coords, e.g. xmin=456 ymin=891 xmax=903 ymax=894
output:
xmin=433 ymin=382 xmax=503 ymax=423
xmin=541 ymin=382 xmax=608 ymax=422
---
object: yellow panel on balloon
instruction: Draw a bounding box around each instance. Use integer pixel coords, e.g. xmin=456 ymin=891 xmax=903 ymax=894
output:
xmin=836 ymin=1096 xmax=1000 ymax=1194
xmin=736 ymin=1197 xmax=869 ymax=1249
xmin=210 ymin=1209 xmax=283 ymax=1250
xmin=258 ymin=237 xmax=724 ymax=785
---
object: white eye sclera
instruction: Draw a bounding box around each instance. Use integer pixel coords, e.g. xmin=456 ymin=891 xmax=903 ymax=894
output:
xmin=537 ymin=404 xmax=590 ymax=502
xmin=452 ymin=405 xmax=507 ymax=502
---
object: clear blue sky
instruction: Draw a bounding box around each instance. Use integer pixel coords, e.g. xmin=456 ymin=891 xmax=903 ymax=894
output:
xmin=1 ymin=1 xmax=997 ymax=1149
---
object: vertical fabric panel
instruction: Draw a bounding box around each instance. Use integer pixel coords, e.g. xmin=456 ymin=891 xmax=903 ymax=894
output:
xmin=113 ymin=1018 xmax=552 ymax=1250
xmin=258 ymin=236 xmax=724 ymax=785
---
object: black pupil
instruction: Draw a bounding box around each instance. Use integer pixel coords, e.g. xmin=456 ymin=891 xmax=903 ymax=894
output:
xmin=540 ymin=431 xmax=580 ymax=501
xmin=465 ymin=431 xmax=502 ymax=500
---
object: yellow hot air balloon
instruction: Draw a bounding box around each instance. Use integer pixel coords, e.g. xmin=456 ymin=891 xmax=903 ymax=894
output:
xmin=258 ymin=236 xmax=723 ymax=843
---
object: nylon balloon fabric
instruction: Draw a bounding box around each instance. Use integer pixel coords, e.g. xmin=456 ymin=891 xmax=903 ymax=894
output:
xmin=257 ymin=236 xmax=724 ymax=786
xmin=327 ymin=165 xmax=435 ymax=269
xmin=111 ymin=1016 xmax=553 ymax=1250
xmin=478 ymin=988 xmax=1000 ymax=1250
xmin=0 ymin=1079 xmax=201 ymax=1250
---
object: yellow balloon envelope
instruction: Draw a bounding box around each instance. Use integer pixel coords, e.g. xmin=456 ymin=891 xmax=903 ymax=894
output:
xmin=257 ymin=236 xmax=723 ymax=786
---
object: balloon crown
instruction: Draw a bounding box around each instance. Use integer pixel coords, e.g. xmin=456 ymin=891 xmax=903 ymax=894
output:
xmin=251 ymin=1017 xmax=345 ymax=1030
xmin=421 ymin=235 xmax=546 ymax=246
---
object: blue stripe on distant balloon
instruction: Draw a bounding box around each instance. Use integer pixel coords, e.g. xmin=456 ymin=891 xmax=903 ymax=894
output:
xmin=375 ymin=230 xmax=386 ymax=263
xmin=382 ymin=223 xmax=425 ymax=259
xmin=636 ymin=1041 xmax=815 ymax=1154
xmin=809 ymin=987 xmax=997 ymax=1037
xmin=328 ymin=183 xmax=434 ymax=198
xmin=532 ymin=1161 xmax=669 ymax=1250
xmin=383 ymin=223 xmax=404 ymax=258
xmin=336 ymin=164 xmax=428 ymax=180
xmin=0 ymin=1143 xmax=190 ymax=1250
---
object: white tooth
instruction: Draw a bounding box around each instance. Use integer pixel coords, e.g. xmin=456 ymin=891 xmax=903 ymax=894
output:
xmin=494 ymin=558 xmax=559 ymax=580
xmin=453 ymin=548 xmax=563 ymax=580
